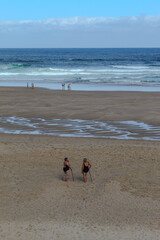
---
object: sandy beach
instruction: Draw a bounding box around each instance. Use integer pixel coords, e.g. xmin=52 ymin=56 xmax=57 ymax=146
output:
xmin=0 ymin=87 xmax=160 ymax=240
xmin=0 ymin=87 xmax=160 ymax=125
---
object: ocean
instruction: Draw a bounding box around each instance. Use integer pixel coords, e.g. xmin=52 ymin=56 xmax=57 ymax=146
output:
xmin=0 ymin=48 xmax=160 ymax=91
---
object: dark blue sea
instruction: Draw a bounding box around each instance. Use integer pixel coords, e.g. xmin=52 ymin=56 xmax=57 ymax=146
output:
xmin=0 ymin=48 xmax=160 ymax=91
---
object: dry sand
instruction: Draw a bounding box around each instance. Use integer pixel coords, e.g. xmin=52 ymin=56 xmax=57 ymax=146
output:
xmin=0 ymin=87 xmax=160 ymax=239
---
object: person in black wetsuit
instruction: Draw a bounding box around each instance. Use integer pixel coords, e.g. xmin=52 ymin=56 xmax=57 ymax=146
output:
xmin=63 ymin=157 xmax=72 ymax=181
xmin=82 ymin=158 xmax=92 ymax=183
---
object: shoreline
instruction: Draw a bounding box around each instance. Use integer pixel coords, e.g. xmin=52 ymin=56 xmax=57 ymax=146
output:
xmin=1 ymin=81 xmax=160 ymax=92
xmin=1 ymin=85 xmax=160 ymax=93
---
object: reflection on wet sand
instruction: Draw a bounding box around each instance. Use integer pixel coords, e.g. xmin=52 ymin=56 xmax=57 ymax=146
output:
xmin=0 ymin=116 xmax=160 ymax=140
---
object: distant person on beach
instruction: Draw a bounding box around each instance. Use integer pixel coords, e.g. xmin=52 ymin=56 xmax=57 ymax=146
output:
xmin=82 ymin=158 xmax=92 ymax=183
xmin=68 ymin=83 xmax=71 ymax=90
xmin=32 ymin=83 xmax=34 ymax=89
xmin=62 ymin=83 xmax=65 ymax=90
xmin=63 ymin=157 xmax=72 ymax=181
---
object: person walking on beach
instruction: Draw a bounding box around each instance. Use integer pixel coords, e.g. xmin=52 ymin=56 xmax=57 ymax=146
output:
xmin=82 ymin=158 xmax=92 ymax=183
xmin=63 ymin=157 xmax=72 ymax=181
xmin=68 ymin=83 xmax=71 ymax=90
xmin=62 ymin=83 xmax=65 ymax=90
xmin=31 ymin=83 xmax=34 ymax=89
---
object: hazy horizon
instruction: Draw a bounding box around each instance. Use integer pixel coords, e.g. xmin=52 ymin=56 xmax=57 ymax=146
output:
xmin=0 ymin=1 xmax=160 ymax=48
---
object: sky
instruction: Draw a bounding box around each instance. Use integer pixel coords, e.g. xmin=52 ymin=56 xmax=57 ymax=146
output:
xmin=0 ymin=0 xmax=160 ymax=47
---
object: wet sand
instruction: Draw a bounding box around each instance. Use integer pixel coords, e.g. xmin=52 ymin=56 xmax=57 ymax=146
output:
xmin=0 ymin=87 xmax=160 ymax=239
xmin=0 ymin=86 xmax=160 ymax=125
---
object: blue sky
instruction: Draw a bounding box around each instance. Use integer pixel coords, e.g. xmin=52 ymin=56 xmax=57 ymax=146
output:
xmin=0 ymin=0 xmax=160 ymax=47
xmin=0 ymin=0 xmax=160 ymax=20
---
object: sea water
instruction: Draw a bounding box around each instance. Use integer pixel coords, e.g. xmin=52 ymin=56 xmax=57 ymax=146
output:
xmin=0 ymin=116 xmax=160 ymax=141
xmin=0 ymin=48 xmax=160 ymax=91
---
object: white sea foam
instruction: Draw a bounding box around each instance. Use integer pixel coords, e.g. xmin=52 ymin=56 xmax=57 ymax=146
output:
xmin=0 ymin=48 xmax=160 ymax=89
